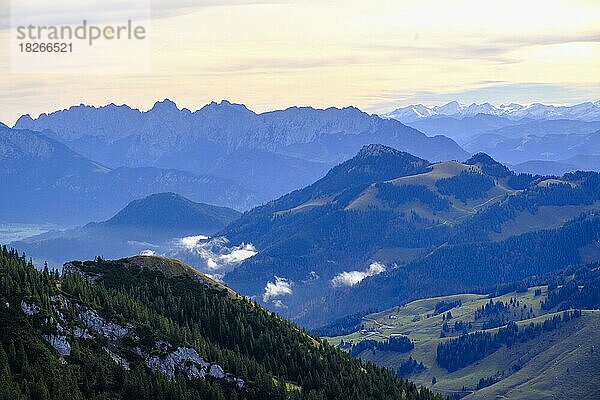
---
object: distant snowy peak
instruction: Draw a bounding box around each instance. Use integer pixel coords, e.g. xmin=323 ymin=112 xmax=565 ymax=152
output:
xmin=383 ymin=101 xmax=600 ymax=123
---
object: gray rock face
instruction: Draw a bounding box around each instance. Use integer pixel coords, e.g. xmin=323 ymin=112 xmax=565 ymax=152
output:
xmin=21 ymin=294 xmax=244 ymax=389
xmin=61 ymin=262 xmax=81 ymax=275
xmin=79 ymin=309 xmax=129 ymax=340
xmin=73 ymin=326 xmax=93 ymax=339
xmin=21 ymin=300 xmax=40 ymax=315
xmin=146 ymin=346 xmax=210 ymax=380
xmin=144 ymin=345 xmax=244 ymax=387
xmin=63 ymin=263 xmax=100 ymax=282
xmin=225 ymin=374 xmax=245 ymax=389
xmin=22 ymin=298 xmax=71 ymax=356
xmin=43 ymin=334 xmax=71 ymax=356
xmin=209 ymin=364 xmax=225 ymax=379
xmin=234 ymin=377 xmax=245 ymax=389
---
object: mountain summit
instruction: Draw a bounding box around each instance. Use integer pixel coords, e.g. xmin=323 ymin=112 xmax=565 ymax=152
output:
xmin=313 ymin=144 xmax=430 ymax=195
xmin=105 ymin=192 xmax=241 ymax=234
xmin=12 ymin=193 xmax=241 ymax=266
xmin=356 ymin=143 xmax=407 ymax=157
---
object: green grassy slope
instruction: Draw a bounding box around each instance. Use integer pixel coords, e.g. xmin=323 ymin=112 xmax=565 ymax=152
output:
xmin=326 ymin=287 xmax=600 ymax=399
xmin=470 ymin=312 xmax=600 ymax=399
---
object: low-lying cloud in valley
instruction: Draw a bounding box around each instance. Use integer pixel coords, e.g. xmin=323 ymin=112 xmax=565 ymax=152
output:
xmin=169 ymin=235 xmax=257 ymax=277
xmin=331 ymin=262 xmax=386 ymax=287
xmin=263 ymin=276 xmax=293 ymax=304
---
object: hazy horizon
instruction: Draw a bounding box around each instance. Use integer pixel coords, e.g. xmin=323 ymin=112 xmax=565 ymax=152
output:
xmin=6 ymin=98 xmax=600 ymax=127
xmin=2 ymin=0 xmax=598 ymax=125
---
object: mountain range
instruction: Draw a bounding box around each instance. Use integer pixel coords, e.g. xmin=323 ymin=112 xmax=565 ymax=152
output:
xmin=462 ymin=129 xmax=600 ymax=166
xmin=10 ymin=136 xmax=600 ymax=328
xmin=7 ymin=100 xmax=600 ymax=227
xmin=14 ymin=141 xmax=599 ymax=327
xmin=383 ymin=101 xmax=600 ymax=123
xmin=382 ymin=102 xmax=600 ymax=173
xmin=3 ymin=98 xmax=600 ymax=399
xmin=405 ymin=114 xmax=600 ymax=145
xmin=13 ymin=100 xmax=468 ymax=201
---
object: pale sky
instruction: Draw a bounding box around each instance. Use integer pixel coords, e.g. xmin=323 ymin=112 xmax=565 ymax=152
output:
xmin=1 ymin=0 xmax=599 ymax=125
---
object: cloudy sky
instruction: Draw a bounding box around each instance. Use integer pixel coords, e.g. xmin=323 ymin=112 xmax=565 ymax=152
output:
xmin=1 ymin=0 xmax=599 ymax=124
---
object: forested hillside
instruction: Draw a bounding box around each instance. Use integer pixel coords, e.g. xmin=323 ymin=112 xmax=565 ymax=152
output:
xmin=222 ymin=145 xmax=600 ymax=327
xmin=319 ymin=214 xmax=600 ymax=325
xmin=0 ymin=248 xmax=443 ymax=400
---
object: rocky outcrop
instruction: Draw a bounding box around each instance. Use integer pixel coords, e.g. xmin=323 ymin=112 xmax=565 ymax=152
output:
xmin=21 ymin=300 xmax=40 ymax=315
xmin=61 ymin=262 xmax=82 ymax=275
xmin=51 ymin=295 xmax=70 ymax=325
xmin=21 ymin=299 xmax=71 ymax=356
xmin=146 ymin=346 xmax=210 ymax=380
xmin=145 ymin=344 xmax=244 ymax=388
xmin=229 ymin=374 xmax=245 ymax=389
xmin=43 ymin=334 xmax=71 ymax=356
xmin=209 ymin=364 xmax=225 ymax=379
xmin=20 ymin=293 xmax=243 ymax=389
xmin=78 ymin=309 xmax=130 ymax=340
xmin=62 ymin=262 xmax=100 ymax=282
xmin=73 ymin=326 xmax=93 ymax=339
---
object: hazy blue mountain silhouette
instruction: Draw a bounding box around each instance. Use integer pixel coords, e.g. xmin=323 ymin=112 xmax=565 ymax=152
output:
xmin=12 ymin=192 xmax=241 ymax=266
xmin=0 ymin=125 xmax=260 ymax=224
xmin=15 ymin=100 xmax=468 ymax=199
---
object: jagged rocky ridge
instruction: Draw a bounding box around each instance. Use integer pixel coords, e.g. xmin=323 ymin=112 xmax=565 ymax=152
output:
xmin=13 ymin=100 xmax=468 ymax=200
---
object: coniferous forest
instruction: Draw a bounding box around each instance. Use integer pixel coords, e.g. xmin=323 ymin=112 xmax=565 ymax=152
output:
xmin=348 ymin=336 xmax=414 ymax=357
